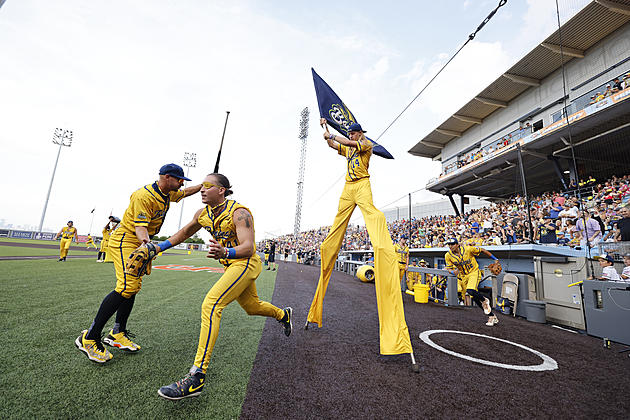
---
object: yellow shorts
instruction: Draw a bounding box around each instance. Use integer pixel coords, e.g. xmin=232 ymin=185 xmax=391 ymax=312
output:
xmin=459 ymin=270 xmax=482 ymax=292
xmin=108 ymin=232 xmax=146 ymax=298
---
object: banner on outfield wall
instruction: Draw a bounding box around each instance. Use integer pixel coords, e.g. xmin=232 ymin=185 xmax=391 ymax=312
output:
xmin=76 ymin=235 xmax=89 ymax=243
xmin=0 ymin=229 xmax=9 ymax=237
xmin=9 ymin=230 xmax=33 ymax=239
xmin=33 ymin=232 xmax=56 ymax=240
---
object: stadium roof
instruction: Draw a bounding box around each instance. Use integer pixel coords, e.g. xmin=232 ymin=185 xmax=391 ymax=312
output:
xmin=409 ymin=0 xmax=630 ymax=160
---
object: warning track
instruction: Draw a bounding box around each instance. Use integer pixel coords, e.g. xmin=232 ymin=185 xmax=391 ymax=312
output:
xmin=240 ymin=261 xmax=630 ymax=419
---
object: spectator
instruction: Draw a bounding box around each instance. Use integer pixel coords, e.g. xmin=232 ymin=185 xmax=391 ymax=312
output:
xmin=536 ymin=217 xmax=557 ymax=244
xmin=576 ymin=210 xmax=602 ymax=248
xmin=614 ymin=206 xmax=630 ymax=242
xmin=621 ymin=254 xmax=630 ymax=282
xmin=611 ymin=78 xmax=622 ymax=93
xmin=592 ymin=254 xmax=620 ymax=281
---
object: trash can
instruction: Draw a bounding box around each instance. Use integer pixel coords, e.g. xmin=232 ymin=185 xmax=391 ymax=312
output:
xmin=522 ymin=300 xmax=546 ymax=323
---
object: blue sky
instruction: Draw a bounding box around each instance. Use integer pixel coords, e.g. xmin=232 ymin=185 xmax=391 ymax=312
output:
xmin=0 ymin=0 xmax=589 ymax=239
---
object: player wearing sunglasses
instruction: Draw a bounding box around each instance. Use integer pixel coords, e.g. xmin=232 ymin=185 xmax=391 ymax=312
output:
xmin=156 ymin=173 xmax=292 ymax=400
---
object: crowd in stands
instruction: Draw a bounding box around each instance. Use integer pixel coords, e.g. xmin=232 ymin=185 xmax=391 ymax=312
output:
xmin=588 ymin=73 xmax=630 ymax=105
xmin=440 ymin=72 xmax=630 ymax=178
xmin=262 ymin=173 xmax=630 ymax=258
xmin=442 ymin=123 xmax=532 ymax=176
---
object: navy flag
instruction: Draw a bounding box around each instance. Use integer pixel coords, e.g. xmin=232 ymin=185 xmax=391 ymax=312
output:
xmin=312 ymin=68 xmax=393 ymax=159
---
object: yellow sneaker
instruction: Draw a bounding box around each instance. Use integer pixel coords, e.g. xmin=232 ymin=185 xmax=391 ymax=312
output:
xmin=103 ymin=330 xmax=141 ymax=352
xmin=75 ymin=330 xmax=113 ymax=363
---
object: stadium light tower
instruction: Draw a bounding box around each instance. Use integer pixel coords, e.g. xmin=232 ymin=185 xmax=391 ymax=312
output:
xmin=293 ymin=107 xmax=309 ymax=238
xmin=38 ymin=128 xmax=73 ymax=233
xmin=177 ymin=152 xmax=197 ymax=230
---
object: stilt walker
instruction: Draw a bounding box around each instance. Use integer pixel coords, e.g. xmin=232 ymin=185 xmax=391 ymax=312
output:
xmin=304 ymin=112 xmax=417 ymax=371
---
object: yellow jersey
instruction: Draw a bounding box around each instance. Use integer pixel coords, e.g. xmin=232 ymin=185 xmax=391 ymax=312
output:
xmin=60 ymin=226 xmax=77 ymax=239
xmin=445 ymin=245 xmax=481 ymax=277
xmin=394 ymin=244 xmax=409 ymax=266
xmin=114 ymin=182 xmax=185 ymax=240
xmin=338 ymin=138 xmax=372 ymax=182
xmin=102 ymin=226 xmax=112 ymax=242
xmin=198 ymin=199 xmax=256 ymax=267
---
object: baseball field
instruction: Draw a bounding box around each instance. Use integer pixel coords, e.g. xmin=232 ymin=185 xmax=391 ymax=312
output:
xmin=1 ymin=238 xmax=629 ymax=419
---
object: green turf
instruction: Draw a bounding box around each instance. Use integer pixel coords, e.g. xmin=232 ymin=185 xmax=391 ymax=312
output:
xmin=0 ymin=252 xmax=277 ymax=419
xmin=0 ymin=246 xmax=97 ymax=257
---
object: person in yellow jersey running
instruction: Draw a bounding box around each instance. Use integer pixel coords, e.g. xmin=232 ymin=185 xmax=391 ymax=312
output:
xmin=85 ymin=234 xmax=97 ymax=249
xmin=75 ymin=164 xmax=201 ymax=363
xmin=444 ymin=237 xmax=499 ymax=326
xmin=54 ymin=221 xmax=78 ymax=261
xmin=157 ymin=173 xmax=292 ymax=400
xmin=304 ymin=119 xmax=411 ymax=357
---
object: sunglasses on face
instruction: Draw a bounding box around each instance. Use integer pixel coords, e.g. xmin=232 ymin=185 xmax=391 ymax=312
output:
xmin=202 ymin=182 xmax=222 ymax=189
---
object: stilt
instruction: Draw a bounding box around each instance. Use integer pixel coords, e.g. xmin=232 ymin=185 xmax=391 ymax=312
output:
xmin=410 ymin=352 xmax=420 ymax=373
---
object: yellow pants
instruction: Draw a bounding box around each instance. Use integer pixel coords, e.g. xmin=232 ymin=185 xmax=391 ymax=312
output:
xmin=86 ymin=241 xmax=97 ymax=249
xmin=194 ymin=255 xmax=283 ymax=373
xmin=109 ymin=232 xmax=145 ymax=298
xmin=461 ymin=270 xmax=482 ymax=292
xmin=399 ymin=266 xmax=406 ymax=284
xmin=306 ymin=177 xmax=412 ymax=355
xmin=59 ymin=238 xmax=72 ymax=258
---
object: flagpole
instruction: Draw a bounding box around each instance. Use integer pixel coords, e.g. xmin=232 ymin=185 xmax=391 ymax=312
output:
xmin=88 ymin=208 xmax=95 ymax=234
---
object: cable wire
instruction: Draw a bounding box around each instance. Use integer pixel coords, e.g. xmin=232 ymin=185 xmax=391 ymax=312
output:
xmin=374 ymin=0 xmax=508 ymax=143
xmin=306 ymin=0 xmax=509 ymax=207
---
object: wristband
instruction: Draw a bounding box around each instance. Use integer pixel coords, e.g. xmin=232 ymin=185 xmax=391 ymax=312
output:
xmin=491 ymin=255 xmax=498 ymax=260
xmin=329 ymin=134 xmax=334 ymax=140
xmin=225 ymin=247 xmax=236 ymax=259
xmin=157 ymin=239 xmax=172 ymax=251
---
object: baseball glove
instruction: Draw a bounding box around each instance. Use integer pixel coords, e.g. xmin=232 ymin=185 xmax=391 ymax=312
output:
xmin=489 ymin=260 xmax=502 ymax=276
xmin=124 ymin=243 xmax=160 ymax=277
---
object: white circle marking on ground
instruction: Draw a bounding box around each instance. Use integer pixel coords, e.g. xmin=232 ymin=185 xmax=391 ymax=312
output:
xmin=419 ymin=329 xmax=558 ymax=371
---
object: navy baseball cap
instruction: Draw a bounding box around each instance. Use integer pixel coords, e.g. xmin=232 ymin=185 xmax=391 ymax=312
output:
xmin=347 ymin=122 xmax=366 ymax=133
xmin=159 ymin=163 xmax=191 ymax=181
xmin=595 ymin=254 xmax=614 ymax=263
xmin=445 ymin=238 xmax=458 ymax=245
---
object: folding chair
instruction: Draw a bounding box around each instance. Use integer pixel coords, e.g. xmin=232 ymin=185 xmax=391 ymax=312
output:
xmin=500 ymin=273 xmax=519 ymax=317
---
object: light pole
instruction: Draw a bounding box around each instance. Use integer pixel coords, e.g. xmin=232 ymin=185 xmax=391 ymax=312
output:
xmin=178 ymin=152 xmax=197 ymax=230
xmin=38 ymin=128 xmax=73 ymax=233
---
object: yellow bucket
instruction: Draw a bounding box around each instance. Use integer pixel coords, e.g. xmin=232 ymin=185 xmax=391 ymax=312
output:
xmin=413 ymin=283 xmax=430 ymax=303
xmin=356 ymin=265 xmax=375 ymax=283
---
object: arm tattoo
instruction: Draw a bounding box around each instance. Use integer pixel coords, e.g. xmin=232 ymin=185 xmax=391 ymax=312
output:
xmin=237 ymin=210 xmax=252 ymax=228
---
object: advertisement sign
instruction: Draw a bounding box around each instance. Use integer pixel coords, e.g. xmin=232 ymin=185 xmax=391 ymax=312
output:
xmin=0 ymin=229 xmax=9 ymax=237
xmin=33 ymin=232 xmax=56 ymax=240
xmin=76 ymin=235 xmax=89 ymax=243
xmin=10 ymin=230 xmax=33 ymax=239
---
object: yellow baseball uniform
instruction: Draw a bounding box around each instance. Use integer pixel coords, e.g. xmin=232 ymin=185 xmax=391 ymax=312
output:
xmin=306 ymin=135 xmax=412 ymax=355
xmin=445 ymin=245 xmax=483 ymax=291
xmin=59 ymin=226 xmax=77 ymax=259
xmin=109 ymin=182 xmax=185 ymax=298
xmin=85 ymin=235 xmax=97 ymax=249
xmin=100 ymin=226 xmax=112 ymax=252
xmin=394 ymin=243 xmax=409 ymax=283
xmin=193 ymin=200 xmax=284 ymax=373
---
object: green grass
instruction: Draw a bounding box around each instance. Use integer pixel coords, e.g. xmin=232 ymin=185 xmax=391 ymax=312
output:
xmin=0 ymin=246 xmax=97 ymax=257
xmin=0 ymin=252 xmax=278 ymax=419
